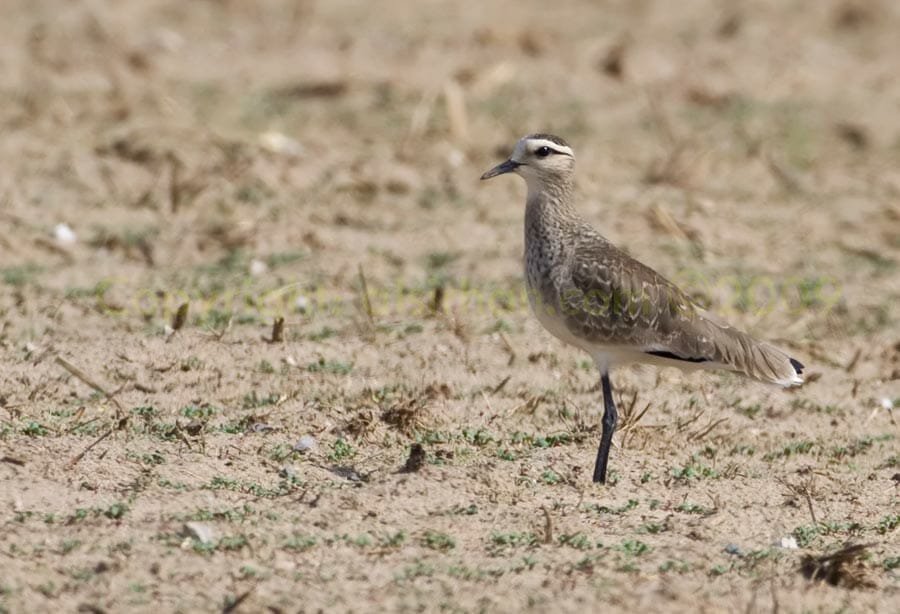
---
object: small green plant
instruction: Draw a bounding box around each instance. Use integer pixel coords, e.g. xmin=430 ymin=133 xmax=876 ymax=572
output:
xmin=540 ymin=470 xmax=562 ymax=485
xmin=618 ymin=539 xmax=650 ymax=556
xmin=241 ymin=391 xmax=279 ymax=409
xmin=21 ymin=421 xmax=49 ymax=437
xmin=380 ymin=530 xmax=406 ymax=548
xmin=104 ymin=502 xmax=129 ymax=520
xmin=671 ymin=455 xmax=719 ymax=480
xmin=592 ymin=499 xmax=639 ymax=515
xmin=258 ymin=360 xmax=276 ymax=374
xmin=329 ymin=438 xmax=355 ymax=462
xmin=180 ymin=403 xmax=216 ymax=419
xmin=283 ymin=534 xmax=317 ymax=551
xmin=792 ymin=524 xmax=819 ymax=547
xmin=307 ymin=358 xmax=353 ymax=375
xmin=675 ymin=502 xmax=715 ymax=515
xmin=422 ymin=530 xmax=455 ymax=551
xmin=658 ymin=560 xmax=690 ymax=573
xmin=558 ymin=533 xmax=592 ymax=550
xmin=876 ymin=514 xmax=899 ymax=535
xmin=763 ymin=439 xmax=815 ymax=461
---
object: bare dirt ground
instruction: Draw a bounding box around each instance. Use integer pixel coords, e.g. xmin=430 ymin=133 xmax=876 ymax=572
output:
xmin=1 ymin=0 xmax=898 ymax=612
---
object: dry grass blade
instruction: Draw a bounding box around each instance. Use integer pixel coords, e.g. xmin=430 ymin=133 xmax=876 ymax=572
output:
xmin=357 ymin=264 xmax=375 ymax=330
xmin=617 ymin=390 xmax=651 ymax=434
xmin=55 ymin=355 xmax=124 ymax=414
xmin=381 ymin=396 xmax=427 ymax=435
xmin=444 ymin=79 xmax=468 ymax=142
xmin=686 ymin=417 xmax=729 ymax=442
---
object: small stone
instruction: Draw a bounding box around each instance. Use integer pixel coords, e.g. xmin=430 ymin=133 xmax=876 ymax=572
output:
xmin=294 ymin=295 xmax=309 ymax=313
xmin=249 ymin=259 xmax=268 ymax=276
xmin=724 ymin=543 xmax=742 ymax=556
xmin=259 ymin=131 xmax=304 ymax=157
xmin=880 ymin=397 xmax=894 ymax=410
xmin=182 ymin=522 xmax=215 ymax=544
xmin=293 ymin=434 xmax=317 ymax=453
xmin=54 ymin=223 xmax=77 ymax=245
xmin=279 ymin=465 xmax=298 ymax=480
xmin=775 ymin=536 xmax=798 ymax=549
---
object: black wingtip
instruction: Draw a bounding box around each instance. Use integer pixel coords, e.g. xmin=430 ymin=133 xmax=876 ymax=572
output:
xmin=789 ymin=358 xmax=805 ymax=374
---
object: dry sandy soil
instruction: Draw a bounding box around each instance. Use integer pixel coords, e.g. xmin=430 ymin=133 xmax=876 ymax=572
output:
xmin=1 ymin=0 xmax=899 ymax=612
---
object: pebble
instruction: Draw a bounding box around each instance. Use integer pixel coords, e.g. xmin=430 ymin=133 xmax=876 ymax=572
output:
xmin=293 ymin=434 xmax=317 ymax=453
xmin=774 ymin=536 xmax=798 ymax=549
xmin=54 ymin=223 xmax=77 ymax=245
xmin=182 ymin=522 xmax=215 ymax=544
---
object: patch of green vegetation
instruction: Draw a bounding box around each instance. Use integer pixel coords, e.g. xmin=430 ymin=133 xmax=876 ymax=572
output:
xmin=180 ymin=403 xmax=216 ymax=419
xmin=638 ymin=522 xmax=666 ymax=534
xmin=591 ymin=499 xmax=639 ymax=515
xmin=445 ymin=504 xmax=478 ymax=516
xmin=558 ymin=533 xmax=593 ymax=550
xmin=142 ymin=450 xmax=166 ymax=465
xmin=496 ymin=448 xmax=517 ymax=461
xmin=884 ymin=556 xmax=900 ymax=571
xmin=131 ymin=405 xmax=160 ymax=418
xmin=618 ymin=539 xmax=650 ymax=556
xmin=1 ymin=264 xmax=42 ymax=287
xmin=307 ymin=358 xmax=353 ymax=375
xmin=830 ymin=433 xmax=894 ymax=460
xmin=395 ymin=560 xmax=434 ymax=582
xmin=328 ymin=438 xmax=355 ymax=462
xmin=709 ymin=563 xmax=729 ymax=576
xmin=671 ymin=455 xmax=720 ymax=480
xmin=241 ymin=391 xmax=280 ymax=409
xmin=380 ymin=531 xmax=406 ymax=549
xmin=876 ymin=514 xmax=899 ymax=535
xmin=763 ymin=439 xmax=815 ymax=461
xmin=283 ymin=534 xmax=317 ymax=551
xmin=461 ymin=428 xmax=496 ymax=447
xmin=658 ymin=559 xmax=691 ymax=573
xmin=425 ymin=251 xmax=459 ymax=270
xmin=66 ymin=501 xmax=130 ymax=523
xmin=792 ymin=524 xmax=819 ymax=547
xmin=158 ymin=478 xmax=189 ymax=490
xmin=540 ymin=470 xmax=562 ymax=485
xmin=422 ymin=531 xmax=455 ymax=551
xmin=530 ymin=432 xmax=573 ymax=448
xmin=266 ymin=250 xmax=306 ymax=269
xmin=488 ymin=531 xmax=538 ymax=555
xmin=675 ymin=502 xmax=715 ymax=516
xmin=257 ymin=360 xmax=276 ymax=374
xmin=59 ymin=539 xmax=82 ymax=555
xmin=309 ymin=326 xmax=337 ymax=341
xmin=21 ymin=421 xmax=49 ymax=437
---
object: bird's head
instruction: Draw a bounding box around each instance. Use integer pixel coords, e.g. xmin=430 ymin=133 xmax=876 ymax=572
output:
xmin=480 ymin=134 xmax=575 ymax=190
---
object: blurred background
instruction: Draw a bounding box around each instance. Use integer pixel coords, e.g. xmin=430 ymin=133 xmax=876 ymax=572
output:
xmin=1 ymin=1 xmax=898 ymax=611
xmin=1 ymin=0 xmax=898 ymax=342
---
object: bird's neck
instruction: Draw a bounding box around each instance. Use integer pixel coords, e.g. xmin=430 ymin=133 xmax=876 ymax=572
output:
xmin=524 ymin=179 xmax=579 ymax=229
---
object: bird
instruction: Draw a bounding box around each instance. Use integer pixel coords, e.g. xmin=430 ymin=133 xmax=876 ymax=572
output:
xmin=480 ymin=133 xmax=805 ymax=484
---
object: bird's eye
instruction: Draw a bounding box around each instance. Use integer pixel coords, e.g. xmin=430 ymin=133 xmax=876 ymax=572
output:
xmin=535 ymin=146 xmax=552 ymax=157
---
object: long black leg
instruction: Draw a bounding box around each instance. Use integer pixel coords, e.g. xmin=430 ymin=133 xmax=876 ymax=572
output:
xmin=592 ymin=372 xmax=617 ymax=483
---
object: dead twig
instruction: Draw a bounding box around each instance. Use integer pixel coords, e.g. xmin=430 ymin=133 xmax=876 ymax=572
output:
xmin=268 ymin=316 xmax=285 ymax=343
xmin=67 ymin=417 xmax=127 ymax=468
xmin=357 ymin=264 xmax=375 ymax=330
xmin=55 ymin=355 xmax=124 ymax=415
